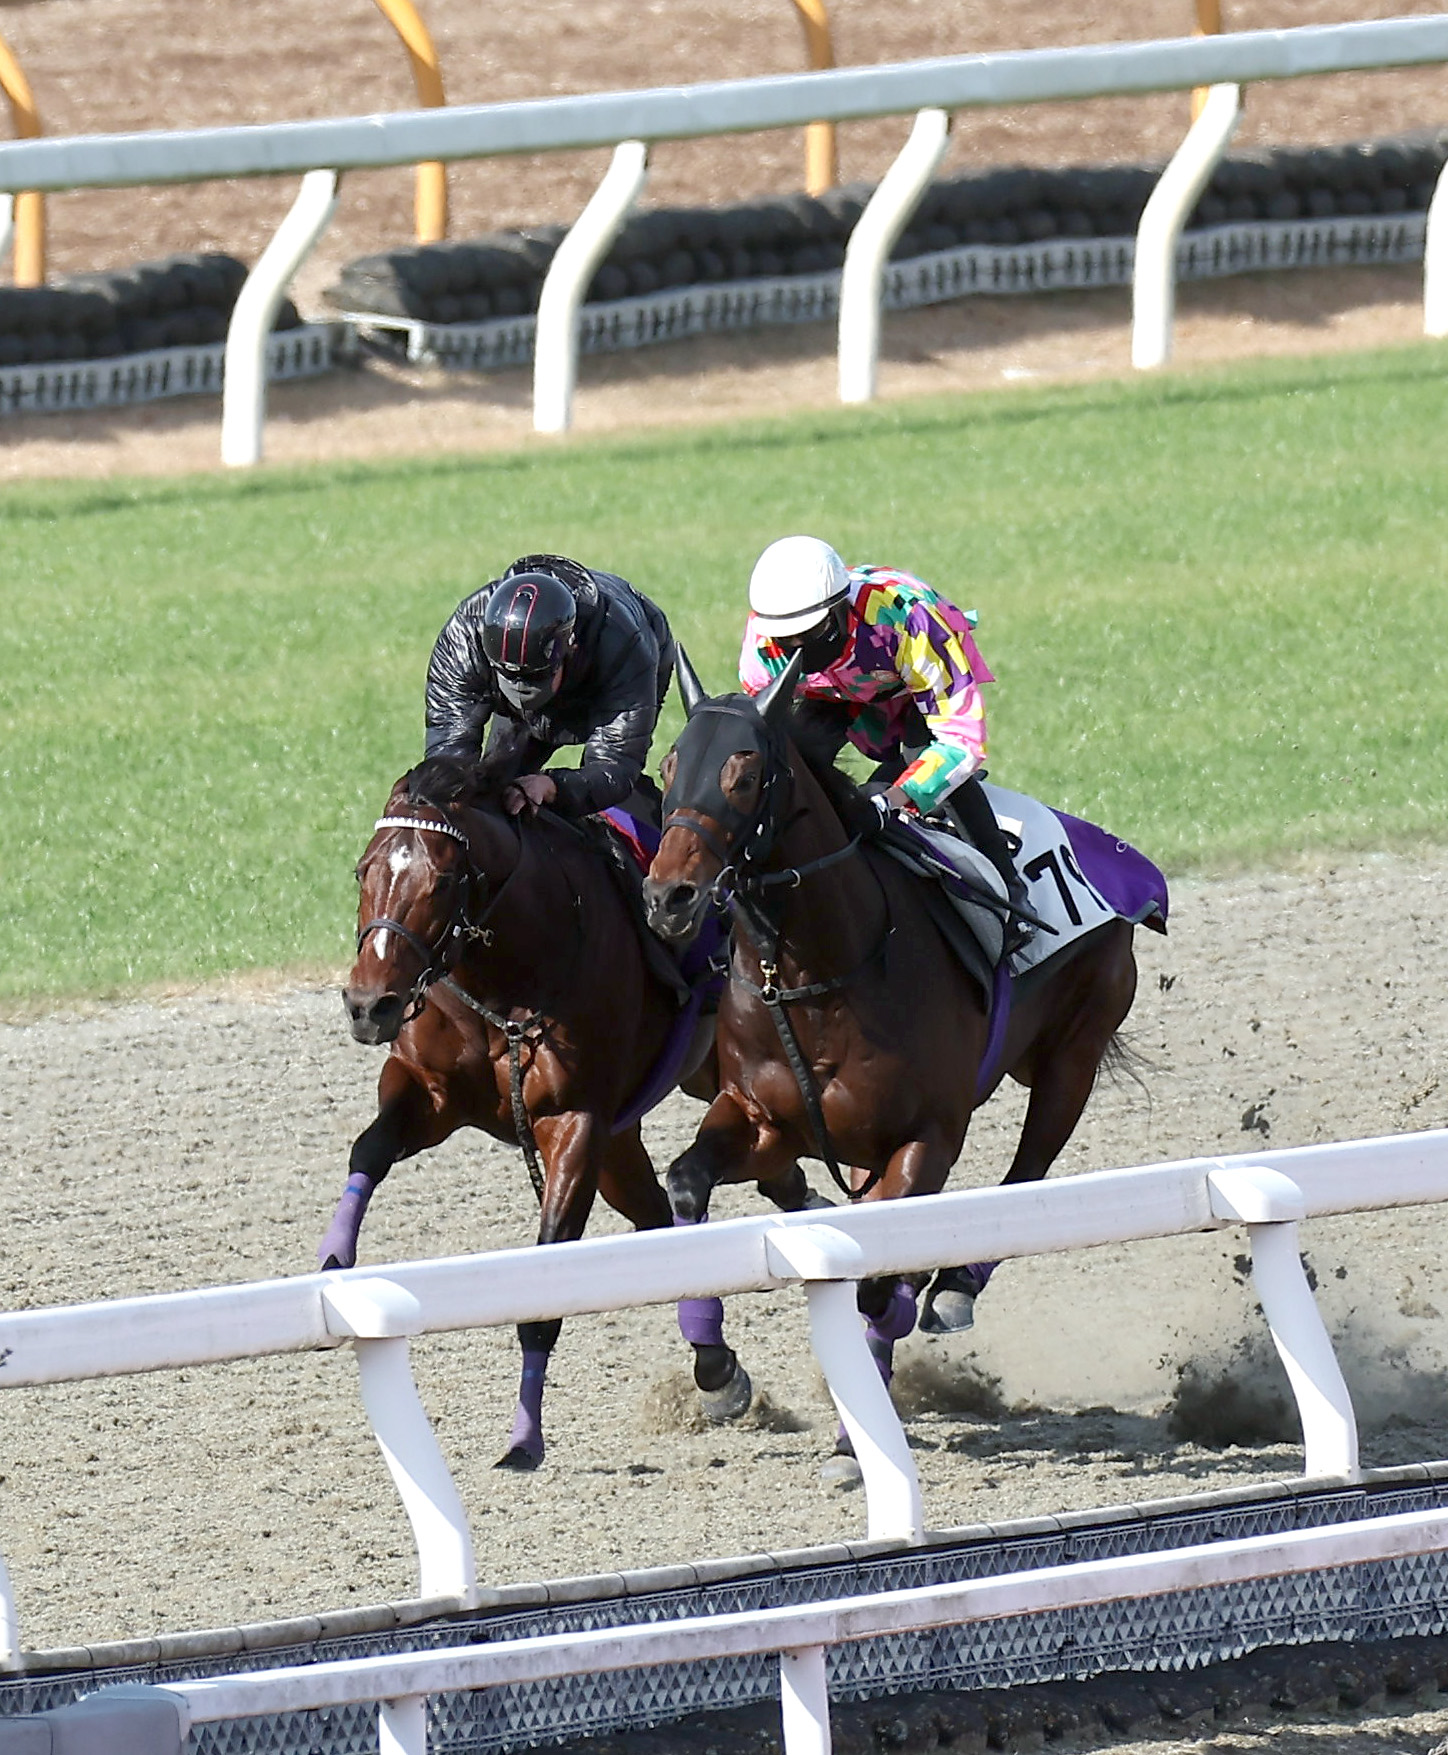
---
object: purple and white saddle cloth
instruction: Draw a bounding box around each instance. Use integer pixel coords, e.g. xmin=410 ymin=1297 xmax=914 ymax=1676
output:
xmin=897 ymin=782 xmax=1169 ymax=971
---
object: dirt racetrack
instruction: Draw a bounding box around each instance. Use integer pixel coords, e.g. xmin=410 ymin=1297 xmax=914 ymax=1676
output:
xmin=3 ymin=851 xmax=1448 ymax=1672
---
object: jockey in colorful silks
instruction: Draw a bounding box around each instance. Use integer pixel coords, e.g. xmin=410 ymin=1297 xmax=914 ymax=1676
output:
xmin=738 ymin=534 xmax=1032 ymax=952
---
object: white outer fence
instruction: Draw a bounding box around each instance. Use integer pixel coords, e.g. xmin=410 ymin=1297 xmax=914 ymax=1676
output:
xmin=3 ymin=1127 xmax=1448 ymax=1674
xmin=1 ymin=17 xmax=1447 ymax=455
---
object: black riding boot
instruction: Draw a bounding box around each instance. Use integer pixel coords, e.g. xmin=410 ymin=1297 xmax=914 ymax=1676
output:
xmin=942 ymin=776 xmax=1032 ymax=958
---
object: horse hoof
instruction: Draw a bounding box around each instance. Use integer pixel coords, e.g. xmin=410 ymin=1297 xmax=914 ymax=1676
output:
xmin=493 ymin=1445 xmax=542 ymax=1472
xmin=699 ymin=1361 xmax=753 ymax=1424
xmin=320 ymin=1253 xmax=346 ymax=1272
xmin=803 ymin=1189 xmax=838 ymax=1210
xmin=820 ymin=1452 xmax=863 ymax=1488
xmin=919 ymin=1287 xmax=976 ymax=1335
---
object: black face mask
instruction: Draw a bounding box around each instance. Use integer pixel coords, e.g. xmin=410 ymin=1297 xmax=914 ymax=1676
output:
xmin=495 ymin=660 xmax=564 ymax=714
xmin=784 ymin=605 xmax=849 ymax=675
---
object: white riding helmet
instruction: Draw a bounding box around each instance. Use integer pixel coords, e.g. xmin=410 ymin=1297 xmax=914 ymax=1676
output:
xmin=747 ymin=536 xmax=852 ymax=638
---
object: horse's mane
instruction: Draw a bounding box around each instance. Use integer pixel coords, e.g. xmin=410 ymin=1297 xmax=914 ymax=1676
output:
xmin=402 ymin=752 xmax=517 ymax=814
xmin=785 ymin=706 xmax=878 ymax=839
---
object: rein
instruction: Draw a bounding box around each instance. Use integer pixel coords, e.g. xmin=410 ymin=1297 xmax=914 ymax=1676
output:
xmin=730 ymin=886 xmax=891 ymax=1201
xmin=440 ymin=835 xmax=585 ymax=1207
xmin=357 ymin=808 xmax=578 ymax=1203
xmin=437 ymin=980 xmax=549 ymax=1202
xmin=662 ymin=699 xmax=886 ymax=1200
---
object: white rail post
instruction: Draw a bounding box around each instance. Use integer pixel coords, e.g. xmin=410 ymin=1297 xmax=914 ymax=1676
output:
xmin=1208 ymin=1166 xmax=1359 ymax=1481
xmin=0 ymin=191 xmax=12 ymax=271
xmin=0 ymin=1549 xmax=18 ymax=1672
xmin=321 ymin=1277 xmax=477 ymax=1601
xmin=1423 ymin=159 xmax=1448 ymax=337
xmin=1131 ymin=81 xmax=1241 ymax=370
xmin=838 ymin=106 xmax=951 ymax=405
xmin=533 ymin=139 xmax=648 ymax=434
xmin=379 ymin=1694 xmax=428 ymax=1755
xmin=220 ymin=168 xmax=339 ymax=468
xmin=765 ymin=1225 xmax=923 ymax=1543
xmin=780 ymin=1644 xmax=832 ymax=1755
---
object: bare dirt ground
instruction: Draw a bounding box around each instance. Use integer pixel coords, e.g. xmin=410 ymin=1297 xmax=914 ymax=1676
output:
xmin=1 ymin=0 xmax=1447 ymax=475
xmin=3 ymin=855 xmax=1448 ymax=1678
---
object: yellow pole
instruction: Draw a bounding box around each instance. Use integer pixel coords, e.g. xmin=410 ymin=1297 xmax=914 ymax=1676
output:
xmin=368 ymin=0 xmax=448 ymax=242
xmin=790 ymin=0 xmax=838 ymax=196
xmin=1191 ymin=0 xmax=1223 ymax=122
xmin=0 ymin=28 xmax=44 ymax=285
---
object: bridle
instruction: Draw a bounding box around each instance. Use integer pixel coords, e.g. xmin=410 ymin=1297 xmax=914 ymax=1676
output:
xmin=355 ymin=811 xmax=497 ymax=1023
xmin=354 ymin=806 xmax=578 ymax=1203
xmin=660 ymin=697 xmax=887 ymax=1199
xmin=661 ymin=699 xmax=795 ymax=908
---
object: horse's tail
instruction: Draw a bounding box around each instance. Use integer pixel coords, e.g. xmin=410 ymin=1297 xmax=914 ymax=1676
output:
xmin=1098 ymin=1030 xmax=1155 ymax=1106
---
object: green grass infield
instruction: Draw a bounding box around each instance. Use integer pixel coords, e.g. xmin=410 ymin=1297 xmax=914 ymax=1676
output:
xmin=4 ymin=341 xmax=1447 ymax=1003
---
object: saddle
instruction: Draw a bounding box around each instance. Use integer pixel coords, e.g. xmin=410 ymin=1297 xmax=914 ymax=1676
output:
xmin=873 ymin=781 xmax=1169 ymax=999
xmin=871 ymin=815 xmax=1007 ymax=1001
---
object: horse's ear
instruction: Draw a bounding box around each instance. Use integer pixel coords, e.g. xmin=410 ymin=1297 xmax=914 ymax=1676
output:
xmin=674 ymin=644 xmax=709 ymax=718
xmin=754 ymin=648 xmax=803 ymax=729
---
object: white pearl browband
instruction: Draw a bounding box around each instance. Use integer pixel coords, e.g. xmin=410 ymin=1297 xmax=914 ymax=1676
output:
xmin=374 ymin=814 xmax=469 ymax=845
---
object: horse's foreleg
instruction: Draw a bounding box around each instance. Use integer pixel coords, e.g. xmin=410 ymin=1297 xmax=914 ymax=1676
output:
xmin=597 ymin=1125 xmax=673 ymax=1232
xmin=320 ymin=1060 xmax=441 ymax=1269
xmin=755 ymin=1160 xmax=835 ymax=1212
xmin=665 ymin=1091 xmax=758 ymax=1222
xmin=496 ymin=1112 xmax=601 ymax=1474
xmin=667 ymin=1095 xmax=793 ymax=1419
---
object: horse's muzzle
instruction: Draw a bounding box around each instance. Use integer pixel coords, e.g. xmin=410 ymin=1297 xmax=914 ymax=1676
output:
xmin=642 ymin=876 xmax=706 ymax=946
xmin=342 ymin=985 xmax=407 ymax=1045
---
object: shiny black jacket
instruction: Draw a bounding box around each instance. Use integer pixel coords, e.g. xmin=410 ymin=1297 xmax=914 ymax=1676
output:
xmin=423 ymin=556 xmax=674 ymax=818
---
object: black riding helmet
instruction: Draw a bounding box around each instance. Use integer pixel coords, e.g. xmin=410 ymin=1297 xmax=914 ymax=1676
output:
xmin=482 ymin=570 xmax=577 ymax=712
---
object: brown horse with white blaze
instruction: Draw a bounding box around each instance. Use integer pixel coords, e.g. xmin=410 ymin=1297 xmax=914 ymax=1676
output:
xmin=641 ymin=652 xmax=1165 ymax=1448
xmin=326 ymin=754 xmax=727 ymax=1470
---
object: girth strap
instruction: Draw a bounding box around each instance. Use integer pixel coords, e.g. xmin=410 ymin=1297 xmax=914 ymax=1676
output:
xmin=441 ymin=977 xmax=547 ymax=1204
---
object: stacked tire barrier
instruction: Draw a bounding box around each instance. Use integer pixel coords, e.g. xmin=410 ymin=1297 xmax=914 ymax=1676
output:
xmin=0 ymin=253 xmax=299 ymax=367
xmin=326 ymin=131 xmax=1448 ymax=363
xmin=0 ymin=250 xmax=334 ymax=416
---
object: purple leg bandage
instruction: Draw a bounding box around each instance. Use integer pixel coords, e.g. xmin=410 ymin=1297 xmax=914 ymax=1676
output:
xmin=965 ymin=1261 xmax=998 ymax=1292
xmin=863 ymin=1282 xmax=917 ymax=1388
xmin=317 ymin=1172 xmax=376 ymax=1268
xmin=505 ymin=1348 xmax=550 ymax=1462
xmin=869 ymin=1280 xmax=919 ymax=1341
xmin=674 ymin=1214 xmax=726 ymax=1348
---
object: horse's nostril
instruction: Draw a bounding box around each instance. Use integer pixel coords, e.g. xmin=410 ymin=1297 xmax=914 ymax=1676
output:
xmin=669 ymin=883 xmax=699 ymax=912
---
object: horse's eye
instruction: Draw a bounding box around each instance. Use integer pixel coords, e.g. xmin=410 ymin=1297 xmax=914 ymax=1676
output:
xmin=353 ymin=865 xmax=363 ymax=885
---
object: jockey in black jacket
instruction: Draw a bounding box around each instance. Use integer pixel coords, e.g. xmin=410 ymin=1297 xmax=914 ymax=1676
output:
xmin=424 ymin=553 xmax=674 ymax=820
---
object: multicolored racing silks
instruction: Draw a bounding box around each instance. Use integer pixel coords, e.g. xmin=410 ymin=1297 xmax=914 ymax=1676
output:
xmin=739 ymin=563 xmax=995 ymax=813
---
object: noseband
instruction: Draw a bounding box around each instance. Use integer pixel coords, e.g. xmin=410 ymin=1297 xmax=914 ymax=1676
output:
xmin=356 ymin=812 xmax=492 ymax=1022
xmin=661 ymin=700 xmax=794 ymax=901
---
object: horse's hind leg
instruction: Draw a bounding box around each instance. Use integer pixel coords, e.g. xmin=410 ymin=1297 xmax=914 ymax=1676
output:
xmin=320 ymin=1058 xmax=446 ymax=1269
xmin=924 ymin=928 xmax=1139 ymax=1333
xmin=496 ymin=1112 xmax=602 ymax=1474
